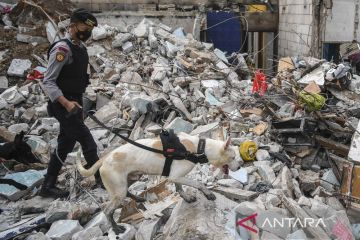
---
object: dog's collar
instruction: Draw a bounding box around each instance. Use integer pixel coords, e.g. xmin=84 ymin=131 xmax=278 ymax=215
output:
xmin=197 ymin=139 xmax=206 ymax=155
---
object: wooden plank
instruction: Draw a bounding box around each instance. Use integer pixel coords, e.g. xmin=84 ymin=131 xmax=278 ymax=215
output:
xmin=315 ymin=135 xmax=350 ymax=157
xmin=213 ymin=186 xmax=258 ymax=201
xmin=352 ymin=166 xmax=360 ymax=199
xmin=341 ymin=162 xmax=353 ymax=196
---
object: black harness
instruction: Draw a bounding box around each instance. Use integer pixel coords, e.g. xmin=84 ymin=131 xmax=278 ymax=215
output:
xmin=87 ymin=112 xmax=208 ymax=176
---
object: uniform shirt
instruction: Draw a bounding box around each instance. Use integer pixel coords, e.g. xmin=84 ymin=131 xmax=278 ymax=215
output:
xmin=40 ymin=33 xmax=86 ymax=102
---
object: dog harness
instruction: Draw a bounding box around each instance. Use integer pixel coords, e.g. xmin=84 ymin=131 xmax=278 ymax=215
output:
xmin=87 ymin=112 xmax=209 ymax=176
xmin=159 ymin=129 xmax=208 ymax=176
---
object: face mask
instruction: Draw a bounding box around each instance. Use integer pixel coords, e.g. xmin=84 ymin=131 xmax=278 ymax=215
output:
xmin=75 ymin=26 xmax=92 ymax=42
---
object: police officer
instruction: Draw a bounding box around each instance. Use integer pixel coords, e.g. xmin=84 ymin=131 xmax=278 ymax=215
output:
xmin=40 ymin=9 xmax=101 ymax=198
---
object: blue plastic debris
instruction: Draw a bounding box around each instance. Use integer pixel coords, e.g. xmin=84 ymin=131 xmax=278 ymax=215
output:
xmin=0 ymin=214 xmax=46 ymax=240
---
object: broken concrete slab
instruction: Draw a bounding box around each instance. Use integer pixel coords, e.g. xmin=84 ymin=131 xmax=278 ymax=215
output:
xmin=163 ymin=189 xmax=238 ymax=240
xmin=321 ymin=169 xmax=340 ymax=191
xmin=135 ymin=217 xmax=162 ymax=240
xmin=298 ymin=170 xmax=319 ymax=193
xmin=133 ymin=19 xmax=149 ymax=38
xmin=213 ymin=186 xmax=258 ymax=201
xmin=25 ymin=232 xmax=51 ymax=240
xmin=234 ymin=200 xmax=266 ymax=219
xmin=46 ymin=220 xmax=83 ymax=240
xmin=281 ymin=166 xmax=295 ymax=198
xmin=108 ymin=224 xmax=136 ymax=240
xmin=255 ymin=149 xmax=271 ymax=161
xmin=261 ymin=231 xmax=282 ymax=240
xmin=286 ymin=229 xmax=308 ymax=240
xmin=0 ymin=169 xmax=46 ymax=201
xmin=166 ymin=117 xmax=193 ymax=134
xmin=0 ymin=86 xmax=26 ymax=105
xmin=112 ymin=33 xmax=132 ymax=48
xmin=229 ymin=168 xmax=248 ymax=184
xmin=8 ymin=123 xmax=29 ymax=134
xmin=46 ymin=200 xmax=73 ymax=223
xmin=7 ymin=59 xmax=32 ymax=77
xmin=84 ymin=212 xmax=110 ymax=234
xmin=0 ymin=76 xmax=8 ymax=90
xmin=256 ymin=210 xmax=291 ymax=239
xmin=254 ymin=161 xmax=276 ymax=183
xmin=92 ymin=26 xmax=107 ymax=40
xmin=71 ymin=226 xmax=103 ymax=240
xmin=122 ymin=41 xmax=134 ymax=54
xmin=190 ymin=122 xmax=218 ymax=137
xmin=20 ymin=196 xmax=54 ymax=214
xmin=217 ymin=178 xmax=243 ymax=188
xmin=282 ymin=195 xmax=330 ymax=239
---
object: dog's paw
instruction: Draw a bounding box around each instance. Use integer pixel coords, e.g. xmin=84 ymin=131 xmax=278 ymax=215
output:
xmin=205 ymin=192 xmax=216 ymax=201
xmin=181 ymin=193 xmax=197 ymax=203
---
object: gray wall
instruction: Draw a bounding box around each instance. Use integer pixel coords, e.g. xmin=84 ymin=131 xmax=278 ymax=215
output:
xmin=278 ymin=0 xmax=314 ymax=57
xmin=324 ymin=0 xmax=358 ymax=43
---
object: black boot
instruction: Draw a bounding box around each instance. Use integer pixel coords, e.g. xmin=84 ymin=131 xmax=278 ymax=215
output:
xmin=39 ymin=174 xmax=69 ymax=198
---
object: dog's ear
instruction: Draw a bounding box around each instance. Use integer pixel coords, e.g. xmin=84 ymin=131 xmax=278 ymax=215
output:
xmin=14 ymin=131 xmax=25 ymax=144
xmin=223 ymin=137 xmax=231 ymax=150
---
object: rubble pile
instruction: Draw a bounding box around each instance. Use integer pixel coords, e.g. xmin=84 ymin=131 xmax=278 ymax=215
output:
xmin=1 ymin=1 xmax=360 ymax=240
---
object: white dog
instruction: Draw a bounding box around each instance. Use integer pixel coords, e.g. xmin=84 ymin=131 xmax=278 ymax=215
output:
xmin=76 ymin=132 xmax=241 ymax=233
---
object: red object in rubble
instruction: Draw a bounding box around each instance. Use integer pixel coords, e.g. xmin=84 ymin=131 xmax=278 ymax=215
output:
xmin=252 ymin=71 xmax=267 ymax=96
xmin=26 ymin=69 xmax=44 ymax=81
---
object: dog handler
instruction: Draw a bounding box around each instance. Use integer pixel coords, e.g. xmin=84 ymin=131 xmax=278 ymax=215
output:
xmin=39 ymin=9 xmax=101 ymax=198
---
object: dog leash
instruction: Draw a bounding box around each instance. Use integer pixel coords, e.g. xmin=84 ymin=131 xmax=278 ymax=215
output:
xmin=87 ymin=110 xmax=208 ymax=163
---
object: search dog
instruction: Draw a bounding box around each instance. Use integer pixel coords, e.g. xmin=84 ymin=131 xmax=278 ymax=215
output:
xmin=76 ymin=132 xmax=241 ymax=233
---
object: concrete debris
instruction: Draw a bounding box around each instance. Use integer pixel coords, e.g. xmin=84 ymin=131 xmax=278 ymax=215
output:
xmin=25 ymin=232 xmax=51 ymax=240
xmin=71 ymin=226 xmax=103 ymax=240
xmin=7 ymin=59 xmax=32 ymax=77
xmin=229 ymin=168 xmax=248 ymax=184
xmin=286 ymin=229 xmax=308 ymax=240
xmin=0 ymin=169 xmax=46 ymax=201
xmin=166 ymin=117 xmax=193 ymax=134
xmin=84 ymin=212 xmax=110 ymax=234
xmin=163 ymin=189 xmax=237 ymax=240
xmin=92 ymin=26 xmax=108 ymax=40
xmin=108 ymin=224 xmax=136 ymax=240
xmin=257 ymin=210 xmax=292 ymax=239
xmin=46 ymin=220 xmax=83 ymax=240
xmin=0 ymin=86 xmax=26 ymax=105
xmin=255 ymin=149 xmax=271 ymax=161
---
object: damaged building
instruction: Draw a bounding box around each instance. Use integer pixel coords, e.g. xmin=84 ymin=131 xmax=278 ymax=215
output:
xmin=1 ymin=0 xmax=360 ymax=240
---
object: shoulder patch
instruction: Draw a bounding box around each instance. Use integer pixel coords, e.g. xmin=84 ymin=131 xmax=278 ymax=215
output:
xmin=56 ymin=52 xmax=65 ymax=62
xmin=58 ymin=46 xmax=69 ymax=53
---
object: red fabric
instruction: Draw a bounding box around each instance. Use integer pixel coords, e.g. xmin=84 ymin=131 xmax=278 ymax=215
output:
xmin=252 ymin=71 xmax=267 ymax=96
xmin=26 ymin=69 xmax=44 ymax=81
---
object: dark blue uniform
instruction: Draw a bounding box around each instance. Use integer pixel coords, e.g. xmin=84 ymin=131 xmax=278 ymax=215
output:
xmin=42 ymin=37 xmax=99 ymax=181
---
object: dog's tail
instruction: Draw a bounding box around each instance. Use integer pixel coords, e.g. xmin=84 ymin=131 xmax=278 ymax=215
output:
xmin=75 ymin=150 xmax=104 ymax=177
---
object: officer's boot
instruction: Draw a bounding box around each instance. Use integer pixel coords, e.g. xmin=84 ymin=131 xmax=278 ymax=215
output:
xmin=39 ymin=174 xmax=69 ymax=198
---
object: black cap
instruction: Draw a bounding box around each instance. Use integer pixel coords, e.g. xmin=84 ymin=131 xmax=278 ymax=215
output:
xmin=71 ymin=8 xmax=97 ymax=27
